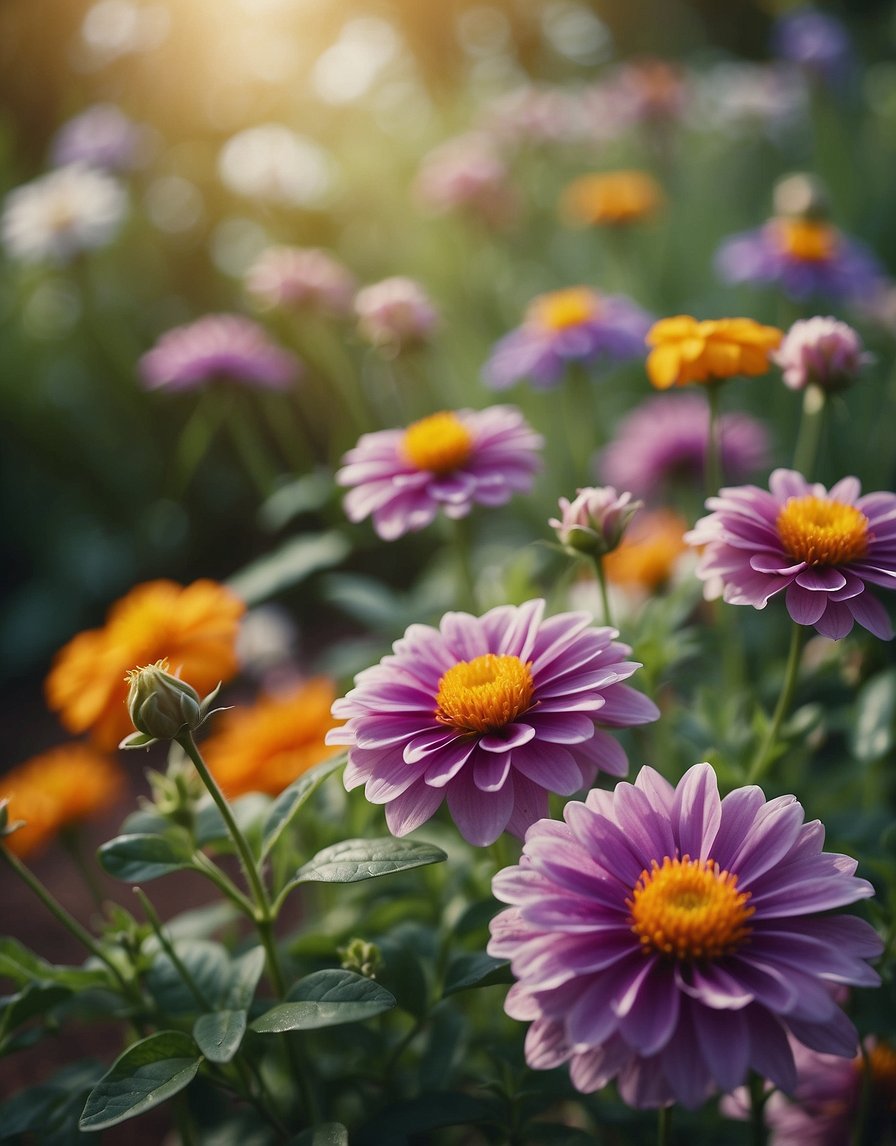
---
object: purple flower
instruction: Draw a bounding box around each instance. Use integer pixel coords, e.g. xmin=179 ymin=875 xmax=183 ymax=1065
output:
xmin=355 ymin=276 xmax=439 ymax=352
xmin=414 ymin=133 xmax=518 ymax=227
xmin=484 ymin=287 xmax=654 ymax=390
xmin=774 ymin=316 xmax=869 ymax=392
xmin=598 ymin=394 xmax=770 ymax=501
xmin=335 ymin=406 xmax=543 ymax=540
xmin=326 ymin=599 xmax=659 ymax=846
xmin=139 ymin=314 xmax=300 ymax=393
xmin=715 ymin=217 xmax=884 ymax=304
xmin=685 ymin=469 xmax=896 ymax=640
xmin=549 ymin=486 xmax=641 ymax=556
xmin=772 ymin=8 xmax=854 ymax=88
xmin=489 ymin=761 xmax=882 ymax=1109
xmin=50 ymin=104 xmax=146 ymax=172
xmin=245 ymin=246 xmax=357 ymax=318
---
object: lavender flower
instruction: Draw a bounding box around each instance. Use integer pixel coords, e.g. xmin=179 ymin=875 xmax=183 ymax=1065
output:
xmin=483 ymin=287 xmax=653 ymax=390
xmin=326 ymin=599 xmax=659 ymax=846
xmin=50 ymin=104 xmax=145 ymax=172
xmin=685 ymin=469 xmax=896 ymax=640
xmin=245 ymin=246 xmax=357 ymax=318
xmin=489 ymin=762 xmax=882 ymax=1109
xmin=773 ymin=8 xmax=854 ymax=88
xmin=1 ymin=164 xmax=127 ymax=264
xmin=598 ymin=394 xmax=770 ymax=501
xmin=355 ymin=276 xmax=439 ymax=352
xmin=335 ymin=406 xmax=542 ymax=540
xmin=774 ymin=316 xmax=869 ymax=392
xmin=550 ymin=487 xmax=641 ymax=556
xmin=139 ymin=314 xmax=300 ymax=393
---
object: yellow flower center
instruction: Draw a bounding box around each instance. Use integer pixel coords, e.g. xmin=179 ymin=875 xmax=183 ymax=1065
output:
xmin=434 ymin=653 xmax=535 ymax=734
xmin=529 ymin=288 xmax=599 ymax=332
xmin=776 ymin=495 xmax=870 ymax=566
xmin=773 ymin=218 xmax=837 ymax=262
xmin=627 ymin=856 xmax=754 ymax=961
xmin=400 ymin=411 xmax=474 ymax=474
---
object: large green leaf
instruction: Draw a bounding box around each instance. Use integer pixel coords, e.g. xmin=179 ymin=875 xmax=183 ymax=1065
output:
xmin=192 ymin=1009 xmax=247 ymax=1064
xmin=0 ymin=983 xmax=70 ymax=1045
xmin=442 ymin=952 xmax=511 ymax=997
xmin=0 ymin=937 xmax=109 ymax=990
xmin=3 ymin=1061 xmax=103 ymax=1140
xmin=852 ymin=667 xmax=896 ymax=763
xmin=261 ymin=753 xmax=346 ymax=860
xmin=146 ymin=940 xmax=231 ymax=1015
xmin=286 ymin=838 xmax=446 ymax=887
xmin=290 ymin=1125 xmax=349 ymax=1146
xmin=79 ymin=1031 xmax=202 ymax=1131
xmin=250 ymin=969 xmax=395 ymax=1033
xmin=194 ymin=793 xmax=271 ymax=848
xmin=98 ymin=833 xmax=194 ymax=882
xmin=226 ymin=531 xmax=350 ymax=606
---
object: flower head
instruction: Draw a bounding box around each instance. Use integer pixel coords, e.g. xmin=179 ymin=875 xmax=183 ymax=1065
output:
xmin=336 ymin=405 xmax=543 ymax=540
xmin=139 ymin=314 xmax=300 ymax=393
xmin=550 ymin=487 xmax=641 ymax=556
xmin=686 ymin=469 xmax=896 ymax=640
xmin=774 ymin=316 xmax=869 ymax=392
xmin=326 ymin=599 xmax=659 ymax=846
xmin=489 ymin=762 xmax=882 ymax=1109
xmin=1 ymin=164 xmax=127 ymax=264
xmin=604 ymin=509 xmax=690 ymax=592
xmin=484 ymin=287 xmax=653 ymax=390
xmin=599 ymin=393 xmax=770 ymax=501
xmin=0 ymin=745 xmax=123 ymax=858
xmin=354 ymin=276 xmax=439 ymax=352
xmin=245 ymin=246 xmax=357 ymax=318
xmin=414 ymin=133 xmax=518 ymax=227
xmin=646 ymin=316 xmax=783 ymax=389
xmin=123 ymin=658 xmax=222 ymax=748
xmin=560 ymin=170 xmax=664 ymax=227
xmin=50 ymin=103 xmax=146 ymax=171
xmin=772 ymin=8 xmax=854 ymax=88
xmin=201 ymin=678 xmax=337 ymax=798
xmin=45 ymin=579 xmax=245 ymax=749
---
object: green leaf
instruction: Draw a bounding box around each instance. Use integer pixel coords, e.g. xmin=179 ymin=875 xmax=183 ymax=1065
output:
xmin=192 ymin=1009 xmax=246 ymax=1064
xmin=3 ymin=1061 xmax=103 ymax=1139
xmin=261 ymin=754 xmax=346 ymax=859
xmin=290 ymin=1124 xmax=349 ymax=1146
xmin=78 ymin=1031 xmax=202 ymax=1131
xmin=287 ymin=838 xmax=446 ymax=887
xmin=258 ymin=471 xmax=333 ymax=530
xmin=356 ymin=1092 xmax=498 ymax=1142
xmin=0 ymin=937 xmax=109 ymax=990
xmin=0 ymin=983 xmax=70 ymax=1043
xmin=225 ymin=946 xmax=266 ymax=1010
xmin=98 ymin=833 xmax=194 ymax=882
xmin=852 ymin=667 xmax=896 ymax=763
xmin=195 ymin=793 xmax=270 ymax=848
xmin=226 ymin=531 xmax=350 ymax=606
xmin=146 ymin=940 xmax=231 ymax=1015
xmin=250 ymin=969 xmax=395 ymax=1032
xmin=442 ymin=952 xmax=511 ymax=997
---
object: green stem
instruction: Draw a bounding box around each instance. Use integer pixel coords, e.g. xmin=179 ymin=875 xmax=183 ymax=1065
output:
xmin=852 ymin=1037 xmax=872 ymax=1146
xmin=749 ymin=1072 xmax=768 ymax=1146
xmin=60 ymin=825 xmax=106 ymax=909
xmin=564 ymin=365 xmax=596 ymax=487
xmin=592 ymin=556 xmax=614 ymax=629
xmin=746 ymin=623 xmax=803 ymax=786
xmin=705 ymin=381 xmax=723 ymax=498
xmin=134 ymin=887 xmax=213 ymax=1009
xmin=190 ymin=851 xmax=257 ymax=919
xmin=791 ymin=384 xmax=826 ymax=478
xmin=657 ymin=1104 xmax=672 ymax=1146
xmin=225 ymin=394 xmax=281 ymax=499
xmin=451 ymin=513 xmax=478 ymax=613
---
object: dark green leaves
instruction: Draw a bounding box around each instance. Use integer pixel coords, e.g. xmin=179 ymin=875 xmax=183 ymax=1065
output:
xmin=287 ymin=838 xmax=446 ymax=886
xmin=250 ymin=969 xmax=395 ymax=1033
xmin=98 ymin=833 xmax=193 ymax=881
xmin=261 ymin=753 xmax=346 ymax=859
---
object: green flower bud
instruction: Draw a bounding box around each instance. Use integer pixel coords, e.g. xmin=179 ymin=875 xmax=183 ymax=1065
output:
xmin=122 ymin=660 xmax=223 ymax=748
xmin=338 ymin=937 xmax=383 ymax=980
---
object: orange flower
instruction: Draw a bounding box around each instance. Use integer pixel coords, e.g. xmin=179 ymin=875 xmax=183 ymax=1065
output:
xmin=646 ymin=316 xmax=783 ymax=390
xmin=603 ymin=509 xmax=689 ymax=591
xmin=1 ymin=744 xmax=124 ymax=858
xmin=201 ymin=678 xmax=338 ymax=798
xmin=45 ymin=579 xmax=245 ymax=749
xmin=561 ymin=170 xmax=664 ymax=227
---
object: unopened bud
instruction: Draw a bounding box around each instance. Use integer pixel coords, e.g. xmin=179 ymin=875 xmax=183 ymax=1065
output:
xmin=338 ymin=937 xmax=383 ymax=980
xmin=549 ymin=486 xmax=642 ymax=558
xmin=122 ymin=660 xmax=222 ymax=749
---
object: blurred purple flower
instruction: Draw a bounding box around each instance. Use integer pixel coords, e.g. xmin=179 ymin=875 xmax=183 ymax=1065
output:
xmin=414 ymin=133 xmax=519 ymax=227
xmin=50 ymin=104 xmax=146 ymax=172
xmin=774 ymin=316 xmax=869 ymax=392
xmin=598 ymin=393 xmax=770 ymax=501
xmin=326 ymin=599 xmax=658 ymax=845
xmin=336 ymin=405 xmax=542 ymax=540
xmin=245 ymin=246 xmax=357 ymax=318
xmin=355 ymin=276 xmax=439 ymax=352
xmin=773 ymin=8 xmax=854 ymax=88
xmin=484 ymin=287 xmax=653 ymax=390
xmin=715 ymin=217 xmax=884 ymax=304
xmin=489 ymin=761 xmax=882 ymax=1109
xmin=550 ymin=486 xmax=641 ymax=556
xmin=139 ymin=314 xmax=300 ymax=393
xmin=686 ymin=469 xmax=896 ymax=640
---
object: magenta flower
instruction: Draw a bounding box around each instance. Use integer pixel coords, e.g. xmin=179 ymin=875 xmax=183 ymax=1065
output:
xmin=139 ymin=314 xmax=300 ymax=393
xmin=774 ymin=316 xmax=869 ymax=392
xmin=549 ymin=486 xmax=641 ymax=556
xmin=335 ymin=406 xmax=543 ymax=541
xmin=483 ymin=287 xmax=653 ymax=390
xmin=326 ymin=599 xmax=659 ymax=846
xmin=245 ymin=246 xmax=357 ymax=318
xmin=489 ymin=762 xmax=882 ymax=1109
xmin=598 ymin=394 xmax=769 ymax=501
xmin=414 ymin=133 xmax=518 ymax=228
xmin=685 ymin=469 xmax=896 ymax=640
xmin=354 ymin=276 xmax=439 ymax=352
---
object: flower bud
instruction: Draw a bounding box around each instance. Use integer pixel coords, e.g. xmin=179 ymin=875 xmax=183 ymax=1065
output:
xmin=338 ymin=937 xmax=383 ymax=980
xmin=549 ymin=487 xmax=642 ymax=557
xmin=774 ymin=316 xmax=869 ymax=393
xmin=123 ymin=660 xmax=207 ymax=747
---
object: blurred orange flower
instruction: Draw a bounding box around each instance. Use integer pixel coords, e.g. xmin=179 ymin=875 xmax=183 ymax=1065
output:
xmin=45 ymin=579 xmax=245 ymax=749
xmin=201 ymin=678 xmax=338 ymax=798
xmin=561 ymin=170 xmax=664 ymax=227
xmin=1 ymin=744 xmax=124 ymax=858
xmin=646 ymin=316 xmax=782 ymax=389
xmin=603 ymin=509 xmax=689 ymax=591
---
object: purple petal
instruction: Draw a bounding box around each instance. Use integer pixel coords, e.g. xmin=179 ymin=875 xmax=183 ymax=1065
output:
xmin=785 ymin=583 xmax=828 ymax=626
xmin=383 ymin=778 xmax=445 ymax=836
xmin=446 ymin=770 xmax=515 ymax=845
xmin=672 ymin=762 xmax=721 ymax=860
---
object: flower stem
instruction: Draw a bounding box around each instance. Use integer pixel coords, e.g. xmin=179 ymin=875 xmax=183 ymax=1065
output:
xmin=746 ymin=623 xmax=803 ymax=786
xmin=705 ymin=381 xmax=723 ymax=498
xmin=749 ymin=1072 xmax=768 ymax=1146
xmin=451 ymin=513 xmax=478 ymax=613
xmin=592 ymin=556 xmax=614 ymax=629
xmin=657 ymin=1105 xmax=672 ymax=1146
xmin=134 ymin=887 xmax=213 ymax=1009
xmin=792 ymin=384 xmax=826 ymax=478
xmin=853 ymin=1037 xmax=872 ymax=1146
xmin=60 ymin=825 xmax=107 ymax=909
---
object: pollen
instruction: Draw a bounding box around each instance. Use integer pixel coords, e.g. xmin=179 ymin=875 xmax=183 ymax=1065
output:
xmin=776 ymin=495 xmax=870 ymax=566
xmin=773 ymin=218 xmax=838 ymax=262
xmin=434 ymin=653 xmax=535 ymax=734
xmin=401 ymin=411 xmax=474 ymax=474
xmin=529 ymin=288 xmax=599 ymax=332
xmin=627 ymin=855 xmax=754 ymax=961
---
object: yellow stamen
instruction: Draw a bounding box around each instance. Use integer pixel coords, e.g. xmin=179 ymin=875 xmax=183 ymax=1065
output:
xmin=401 ymin=411 xmax=473 ymax=474
xmin=434 ymin=653 xmax=534 ymax=734
xmin=776 ymin=495 xmax=870 ymax=566
xmin=528 ymin=288 xmax=599 ymax=332
xmin=627 ymin=855 xmax=754 ymax=961
xmin=773 ymin=218 xmax=837 ymax=262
